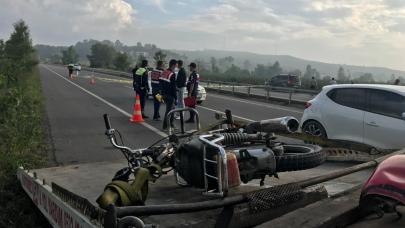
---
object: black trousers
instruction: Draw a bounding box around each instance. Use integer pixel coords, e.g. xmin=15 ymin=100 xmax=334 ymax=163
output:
xmin=163 ymin=95 xmax=175 ymax=129
xmin=135 ymin=89 xmax=147 ymax=114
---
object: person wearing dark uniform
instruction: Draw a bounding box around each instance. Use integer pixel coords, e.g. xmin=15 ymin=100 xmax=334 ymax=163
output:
xmin=68 ymin=64 xmax=74 ymax=78
xmin=186 ymin=62 xmax=199 ymax=123
xmin=133 ymin=60 xmax=149 ymax=118
xmin=160 ymin=59 xmax=177 ymax=130
xmin=310 ymin=77 xmax=317 ymax=90
xmin=151 ymin=60 xmax=164 ymax=120
xmin=176 ymin=60 xmax=187 ymax=119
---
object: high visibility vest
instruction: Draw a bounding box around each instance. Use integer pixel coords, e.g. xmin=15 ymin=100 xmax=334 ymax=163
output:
xmin=135 ymin=67 xmax=147 ymax=76
xmin=151 ymin=69 xmax=163 ymax=84
xmin=161 ymin=70 xmax=174 ymax=82
xmin=134 ymin=67 xmax=148 ymax=89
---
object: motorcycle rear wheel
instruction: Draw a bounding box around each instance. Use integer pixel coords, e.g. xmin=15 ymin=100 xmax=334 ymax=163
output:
xmin=275 ymin=144 xmax=326 ymax=172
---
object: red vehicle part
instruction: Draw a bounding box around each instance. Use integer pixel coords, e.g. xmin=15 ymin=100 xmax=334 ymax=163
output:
xmin=361 ymin=155 xmax=405 ymax=204
xmin=360 ymin=155 xmax=405 ymax=217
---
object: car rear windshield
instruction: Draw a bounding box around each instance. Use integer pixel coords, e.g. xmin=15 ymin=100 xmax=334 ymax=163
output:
xmin=289 ymin=76 xmax=299 ymax=81
xmin=327 ymin=88 xmax=366 ymax=110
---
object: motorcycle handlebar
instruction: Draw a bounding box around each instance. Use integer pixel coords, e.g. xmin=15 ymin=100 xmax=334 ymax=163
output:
xmin=103 ymin=114 xmax=112 ymax=130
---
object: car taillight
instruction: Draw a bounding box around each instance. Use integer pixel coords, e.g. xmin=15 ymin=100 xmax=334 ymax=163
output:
xmin=305 ymin=102 xmax=312 ymax=109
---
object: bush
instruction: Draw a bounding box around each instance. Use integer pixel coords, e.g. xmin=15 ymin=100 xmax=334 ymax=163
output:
xmin=0 ymin=68 xmax=49 ymax=227
xmin=0 ymin=20 xmax=49 ymax=227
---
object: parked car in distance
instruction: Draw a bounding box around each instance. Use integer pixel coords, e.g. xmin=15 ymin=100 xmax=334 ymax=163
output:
xmin=268 ymin=74 xmax=301 ymax=88
xmin=301 ymin=84 xmax=405 ymax=150
xmin=73 ymin=63 xmax=81 ymax=71
xmin=183 ymin=85 xmax=207 ymax=104
xmin=147 ymin=77 xmax=207 ymax=105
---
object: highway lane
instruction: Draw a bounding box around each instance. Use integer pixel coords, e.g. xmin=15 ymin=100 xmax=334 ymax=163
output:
xmin=40 ymin=64 xmax=305 ymax=164
xmin=67 ymin=65 xmax=305 ymax=120
xmin=75 ymin=66 xmax=310 ymax=120
xmin=40 ymin=65 xmax=162 ymax=165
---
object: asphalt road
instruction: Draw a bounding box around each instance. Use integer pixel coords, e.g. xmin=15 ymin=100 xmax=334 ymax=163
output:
xmin=39 ymin=64 xmax=305 ymax=165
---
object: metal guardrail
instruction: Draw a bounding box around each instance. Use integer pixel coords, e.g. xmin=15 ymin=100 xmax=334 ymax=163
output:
xmin=79 ymin=66 xmax=320 ymax=104
xmin=200 ymin=80 xmax=320 ymax=104
xmin=81 ymin=66 xmax=132 ymax=78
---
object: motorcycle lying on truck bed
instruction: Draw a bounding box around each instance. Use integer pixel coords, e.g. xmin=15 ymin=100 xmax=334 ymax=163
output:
xmin=97 ymin=108 xmax=326 ymax=210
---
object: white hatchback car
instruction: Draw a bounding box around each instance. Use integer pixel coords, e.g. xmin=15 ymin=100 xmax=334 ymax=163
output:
xmin=301 ymin=84 xmax=405 ymax=150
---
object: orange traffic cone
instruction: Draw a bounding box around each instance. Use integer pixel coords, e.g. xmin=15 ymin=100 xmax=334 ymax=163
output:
xmin=130 ymin=95 xmax=144 ymax=123
xmin=90 ymin=76 xmax=95 ymax=84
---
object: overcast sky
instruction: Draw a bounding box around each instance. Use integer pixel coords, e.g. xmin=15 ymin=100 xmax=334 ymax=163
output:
xmin=1 ymin=0 xmax=405 ymax=70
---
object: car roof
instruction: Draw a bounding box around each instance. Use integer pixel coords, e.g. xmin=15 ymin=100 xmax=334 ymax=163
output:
xmin=322 ymin=84 xmax=405 ymax=96
xmin=275 ymin=74 xmax=298 ymax=77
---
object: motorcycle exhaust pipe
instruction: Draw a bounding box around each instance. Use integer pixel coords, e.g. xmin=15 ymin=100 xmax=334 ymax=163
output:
xmin=244 ymin=116 xmax=299 ymax=134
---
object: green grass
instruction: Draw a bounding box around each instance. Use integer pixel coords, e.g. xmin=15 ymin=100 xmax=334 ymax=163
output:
xmin=0 ymin=67 xmax=50 ymax=227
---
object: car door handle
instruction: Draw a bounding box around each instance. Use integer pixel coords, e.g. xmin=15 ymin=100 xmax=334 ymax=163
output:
xmin=366 ymin=121 xmax=379 ymax=127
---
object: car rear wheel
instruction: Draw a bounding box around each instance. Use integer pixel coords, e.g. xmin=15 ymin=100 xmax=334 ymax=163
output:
xmin=302 ymin=120 xmax=327 ymax=138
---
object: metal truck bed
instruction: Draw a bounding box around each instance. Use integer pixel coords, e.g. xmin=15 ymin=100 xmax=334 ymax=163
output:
xmin=18 ymin=158 xmax=376 ymax=228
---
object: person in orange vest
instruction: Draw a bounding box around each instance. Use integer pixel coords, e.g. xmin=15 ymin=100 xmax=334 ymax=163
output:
xmin=151 ymin=60 xmax=164 ymax=120
xmin=160 ymin=59 xmax=178 ymax=130
xmin=133 ymin=60 xmax=149 ymax=118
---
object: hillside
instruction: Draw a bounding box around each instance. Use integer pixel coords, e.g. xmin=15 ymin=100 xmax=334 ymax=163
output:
xmin=173 ymin=49 xmax=405 ymax=81
xmin=35 ymin=40 xmax=405 ymax=82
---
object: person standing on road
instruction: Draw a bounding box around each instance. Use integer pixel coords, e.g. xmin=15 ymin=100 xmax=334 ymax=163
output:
xmin=175 ymin=60 xmax=187 ymax=119
xmin=67 ymin=64 xmax=74 ymax=78
xmin=186 ymin=62 xmax=199 ymax=123
xmin=161 ymin=59 xmax=178 ymax=130
xmin=75 ymin=64 xmax=81 ymax=77
xmin=394 ymin=79 xmax=400 ymax=85
xmin=310 ymin=77 xmax=317 ymax=90
xmin=133 ymin=60 xmax=149 ymax=119
xmin=151 ymin=60 xmax=164 ymax=121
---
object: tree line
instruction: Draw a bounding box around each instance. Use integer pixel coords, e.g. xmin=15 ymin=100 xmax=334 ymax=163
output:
xmin=62 ymin=43 xmax=385 ymax=88
xmin=37 ymin=39 xmax=402 ymax=87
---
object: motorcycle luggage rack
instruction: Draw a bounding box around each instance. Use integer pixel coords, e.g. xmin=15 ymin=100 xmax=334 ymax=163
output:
xmin=199 ymin=134 xmax=228 ymax=197
xmin=167 ymin=108 xmax=200 ymax=136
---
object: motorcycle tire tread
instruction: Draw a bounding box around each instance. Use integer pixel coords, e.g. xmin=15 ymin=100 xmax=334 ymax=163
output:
xmin=275 ymin=144 xmax=326 ymax=172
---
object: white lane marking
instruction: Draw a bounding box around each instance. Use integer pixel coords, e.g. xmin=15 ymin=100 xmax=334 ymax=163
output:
xmin=121 ymin=86 xmax=255 ymax=121
xmin=121 ymin=86 xmax=294 ymax=123
xmin=42 ymin=65 xmax=168 ymax=137
xmin=197 ymin=105 xmax=254 ymax=122
xmin=207 ymin=93 xmax=304 ymax=114
xmin=57 ymin=64 xmax=304 ymax=115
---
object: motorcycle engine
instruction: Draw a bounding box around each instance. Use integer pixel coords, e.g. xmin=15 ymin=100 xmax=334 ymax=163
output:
xmin=229 ymin=147 xmax=276 ymax=183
